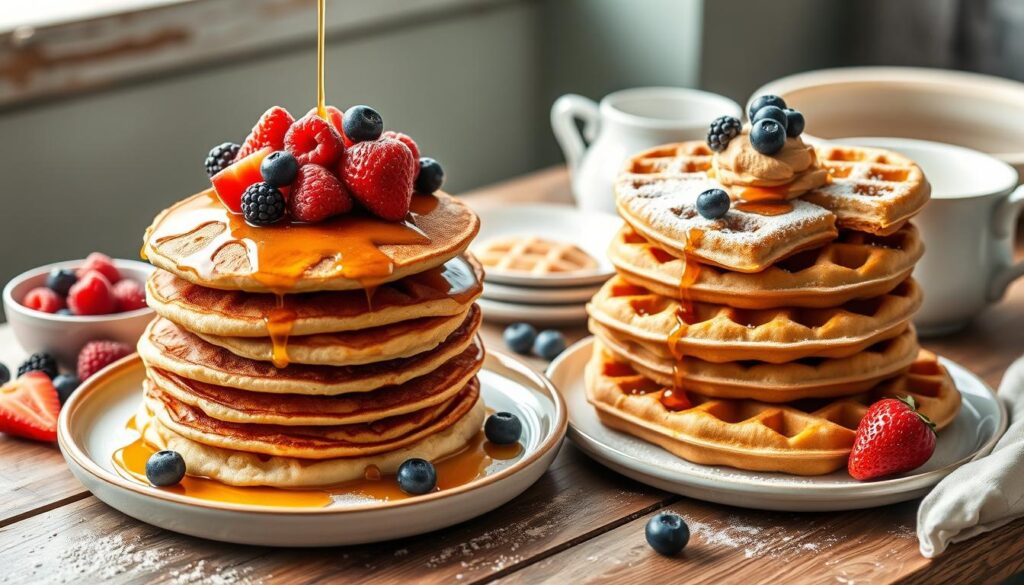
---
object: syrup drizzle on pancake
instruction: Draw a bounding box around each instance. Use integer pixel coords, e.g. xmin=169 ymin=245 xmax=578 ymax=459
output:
xmin=663 ymin=227 xmax=703 ymax=411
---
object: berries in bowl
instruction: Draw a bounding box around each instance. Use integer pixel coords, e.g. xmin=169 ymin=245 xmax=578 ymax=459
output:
xmin=2 ymin=254 xmax=154 ymax=368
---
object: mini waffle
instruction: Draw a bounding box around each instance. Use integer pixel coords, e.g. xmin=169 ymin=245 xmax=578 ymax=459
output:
xmin=587 ymin=275 xmax=921 ymax=362
xmin=586 ymin=341 xmax=961 ymax=475
xmin=138 ymin=313 xmax=482 ymax=395
xmin=146 ymin=256 xmax=483 ymax=337
xmin=591 ymin=320 xmax=920 ymax=401
xmin=608 ymin=224 xmax=923 ymax=309
xmin=474 ymin=235 xmax=598 ymax=276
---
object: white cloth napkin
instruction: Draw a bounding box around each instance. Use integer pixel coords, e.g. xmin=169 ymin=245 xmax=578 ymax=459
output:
xmin=918 ymin=355 xmax=1024 ymax=557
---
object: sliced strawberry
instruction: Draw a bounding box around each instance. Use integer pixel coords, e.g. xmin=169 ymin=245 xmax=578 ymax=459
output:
xmin=285 ymin=114 xmax=345 ymax=167
xmin=236 ymin=106 xmax=294 ymax=160
xmin=0 ymin=372 xmax=60 ymax=442
xmin=211 ymin=147 xmax=273 ymax=213
xmin=340 ymin=138 xmax=416 ymax=221
xmin=304 ymin=106 xmax=345 ymax=136
xmin=290 ymin=164 xmax=353 ymax=223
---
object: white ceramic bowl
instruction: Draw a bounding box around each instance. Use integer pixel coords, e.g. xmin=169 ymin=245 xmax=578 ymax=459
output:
xmin=752 ymin=67 xmax=1024 ymax=177
xmin=3 ymin=259 xmax=155 ymax=368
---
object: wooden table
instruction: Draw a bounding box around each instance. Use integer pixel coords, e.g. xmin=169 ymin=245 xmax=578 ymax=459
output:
xmin=2 ymin=168 xmax=1024 ymax=585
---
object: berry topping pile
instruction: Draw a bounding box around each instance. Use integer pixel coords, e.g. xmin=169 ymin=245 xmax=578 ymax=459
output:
xmin=707 ymin=94 xmax=807 ymax=155
xmin=207 ymin=105 xmax=446 ymax=226
xmin=21 ymin=253 xmax=147 ymax=316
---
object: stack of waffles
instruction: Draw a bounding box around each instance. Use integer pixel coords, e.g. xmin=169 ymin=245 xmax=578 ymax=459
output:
xmin=585 ymin=133 xmax=963 ymax=476
xmin=133 ymin=189 xmax=487 ymax=487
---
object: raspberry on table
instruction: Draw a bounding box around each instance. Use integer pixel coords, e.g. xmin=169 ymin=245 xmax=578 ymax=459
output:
xmin=77 ymin=341 xmax=133 ymax=381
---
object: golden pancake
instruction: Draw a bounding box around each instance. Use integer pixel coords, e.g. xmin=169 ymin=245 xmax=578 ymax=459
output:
xmin=146 ymin=256 xmax=483 ymax=337
xmin=142 ymin=190 xmax=480 ymax=293
xmin=138 ymin=313 xmax=483 ymax=395
xmin=146 ymin=380 xmax=480 ymax=459
xmin=146 ymin=340 xmax=483 ymax=426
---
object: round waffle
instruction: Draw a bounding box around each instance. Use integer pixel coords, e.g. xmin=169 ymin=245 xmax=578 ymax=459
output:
xmin=142 ymin=190 xmax=480 ymax=293
xmin=474 ymin=235 xmax=598 ymax=276
xmin=587 ymin=275 xmax=922 ymax=362
xmin=608 ymin=224 xmax=923 ymax=309
xmin=586 ymin=341 xmax=961 ymax=476
xmin=146 ymin=256 xmax=483 ymax=337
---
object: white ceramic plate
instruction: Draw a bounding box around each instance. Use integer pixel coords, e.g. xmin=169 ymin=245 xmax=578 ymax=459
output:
xmin=470 ymin=204 xmax=621 ymax=288
xmin=482 ymin=280 xmax=601 ymax=305
xmin=478 ymin=297 xmax=589 ymax=326
xmin=547 ymin=338 xmax=1006 ymax=512
xmin=59 ymin=353 xmax=567 ymax=547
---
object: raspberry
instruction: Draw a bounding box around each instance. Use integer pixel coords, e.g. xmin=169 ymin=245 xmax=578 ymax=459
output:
xmin=285 ymin=115 xmax=344 ymax=167
xmin=76 ymin=252 xmax=121 ymax=284
xmin=112 ymin=279 xmax=147 ymax=312
xmin=241 ymin=182 xmax=286 ymax=226
xmin=340 ymin=138 xmax=416 ymax=221
xmin=77 ymin=341 xmax=133 ymax=381
xmin=289 ymin=164 xmax=353 ymax=223
xmin=237 ymin=106 xmax=295 ymax=160
xmin=23 ymin=287 xmax=63 ymax=313
xmin=382 ymin=131 xmax=420 ymax=175
xmin=67 ymin=271 xmax=116 ymax=315
xmin=205 ymin=142 xmax=241 ymax=177
xmin=304 ymin=106 xmax=345 ymax=135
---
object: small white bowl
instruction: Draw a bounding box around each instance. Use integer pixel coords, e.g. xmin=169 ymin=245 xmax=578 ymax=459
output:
xmin=3 ymin=259 xmax=155 ymax=368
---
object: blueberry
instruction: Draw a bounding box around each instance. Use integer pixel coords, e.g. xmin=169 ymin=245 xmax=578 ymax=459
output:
xmin=0 ymin=363 xmax=9 ymax=385
xmin=751 ymin=105 xmax=788 ymax=130
xmin=747 ymin=94 xmax=787 ymax=120
xmin=415 ymin=158 xmax=446 ymax=194
xmin=56 ymin=308 xmax=73 ymax=316
xmin=260 ymin=150 xmax=299 ymax=187
xmin=485 ymin=412 xmax=522 ymax=445
xmin=46 ymin=268 xmax=78 ymax=297
xmin=696 ymin=188 xmax=730 ymax=220
xmin=784 ymin=108 xmax=805 ymax=137
xmin=645 ymin=512 xmax=690 ymax=555
xmin=533 ymin=330 xmax=567 ymax=361
xmin=503 ymin=322 xmax=537 ymax=354
xmin=397 ymin=458 xmax=437 ymax=495
xmin=342 ymin=105 xmax=384 ymax=143
xmin=750 ymin=119 xmax=787 ymax=155
xmin=53 ymin=374 xmax=80 ymax=405
xmin=146 ymin=450 xmax=186 ymax=487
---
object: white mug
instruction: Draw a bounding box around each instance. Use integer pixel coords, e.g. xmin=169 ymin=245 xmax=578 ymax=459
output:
xmin=841 ymin=138 xmax=1024 ymax=336
xmin=551 ymin=87 xmax=741 ymax=214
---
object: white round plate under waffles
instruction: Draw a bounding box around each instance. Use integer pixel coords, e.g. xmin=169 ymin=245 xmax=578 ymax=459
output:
xmin=482 ymin=280 xmax=601 ymax=305
xmin=470 ymin=204 xmax=621 ymax=287
xmin=478 ymin=297 xmax=589 ymax=326
xmin=547 ymin=338 xmax=1005 ymax=512
xmin=58 ymin=353 xmax=566 ymax=547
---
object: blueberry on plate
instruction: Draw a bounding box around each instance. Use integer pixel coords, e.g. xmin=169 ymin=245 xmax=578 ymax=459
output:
xmin=750 ymin=119 xmax=787 ymax=155
xmin=751 ymin=105 xmax=788 ymax=130
xmin=503 ymin=322 xmax=537 ymax=354
xmin=696 ymin=188 xmax=730 ymax=220
xmin=146 ymin=450 xmax=186 ymax=487
xmin=0 ymin=363 xmax=9 ymax=385
xmin=485 ymin=411 xmax=522 ymax=445
xmin=645 ymin=512 xmax=690 ymax=555
xmin=342 ymin=105 xmax=384 ymax=143
xmin=533 ymin=330 xmax=567 ymax=361
xmin=260 ymin=150 xmax=300 ymax=187
xmin=397 ymin=458 xmax=437 ymax=495
xmin=747 ymin=94 xmax=787 ymax=120
xmin=415 ymin=157 xmax=446 ymax=194
xmin=53 ymin=374 xmax=80 ymax=405
xmin=784 ymin=108 xmax=805 ymax=137
xmin=18 ymin=352 xmax=58 ymax=379
xmin=46 ymin=268 xmax=78 ymax=297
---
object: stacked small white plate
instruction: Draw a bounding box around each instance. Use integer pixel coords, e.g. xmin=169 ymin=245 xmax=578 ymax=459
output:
xmin=469 ymin=205 xmax=621 ymax=326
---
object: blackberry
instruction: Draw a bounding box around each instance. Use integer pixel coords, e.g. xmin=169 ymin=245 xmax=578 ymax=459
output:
xmin=18 ymin=352 xmax=58 ymax=379
xmin=205 ymin=142 xmax=241 ymax=177
xmin=241 ymin=182 xmax=286 ymax=226
xmin=706 ymin=116 xmax=742 ymax=152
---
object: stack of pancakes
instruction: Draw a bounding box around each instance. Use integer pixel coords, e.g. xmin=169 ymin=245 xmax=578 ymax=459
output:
xmin=134 ymin=190 xmax=485 ymax=487
xmin=586 ymin=141 xmax=962 ymax=476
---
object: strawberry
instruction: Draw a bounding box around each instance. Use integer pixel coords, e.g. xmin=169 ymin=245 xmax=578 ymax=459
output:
xmin=289 ymin=164 xmax=353 ymax=223
xmin=340 ymin=138 xmax=416 ymax=221
xmin=285 ymin=114 xmax=345 ymax=167
xmin=236 ymin=106 xmax=294 ymax=160
xmin=211 ymin=147 xmax=272 ymax=213
xmin=382 ymin=131 xmax=420 ymax=176
xmin=23 ymin=287 xmax=63 ymax=313
xmin=304 ymin=106 xmax=345 ymax=136
xmin=77 ymin=340 xmax=133 ymax=381
xmin=112 ymin=279 xmax=147 ymax=312
xmin=848 ymin=396 xmax=937 ymax=481
xmin=0 ymin=372 xmax=60 ymax=442
xmin=76 ymin=252 xmax=121 ymax=284
xmin=67 ymin=271 xmax=115 ymax=315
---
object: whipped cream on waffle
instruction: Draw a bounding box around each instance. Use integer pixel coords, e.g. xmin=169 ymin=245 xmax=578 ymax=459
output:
xmin=713 ymin=127 xmax=829 ymax=200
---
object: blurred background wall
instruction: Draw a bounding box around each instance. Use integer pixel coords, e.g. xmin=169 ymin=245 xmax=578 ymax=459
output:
xmin=0 ymin=0 xmax=1021 ymax=292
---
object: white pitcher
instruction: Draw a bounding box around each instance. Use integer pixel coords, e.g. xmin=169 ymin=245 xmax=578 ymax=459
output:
xmin=551 ymin=87 xmax=741 ymax=214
